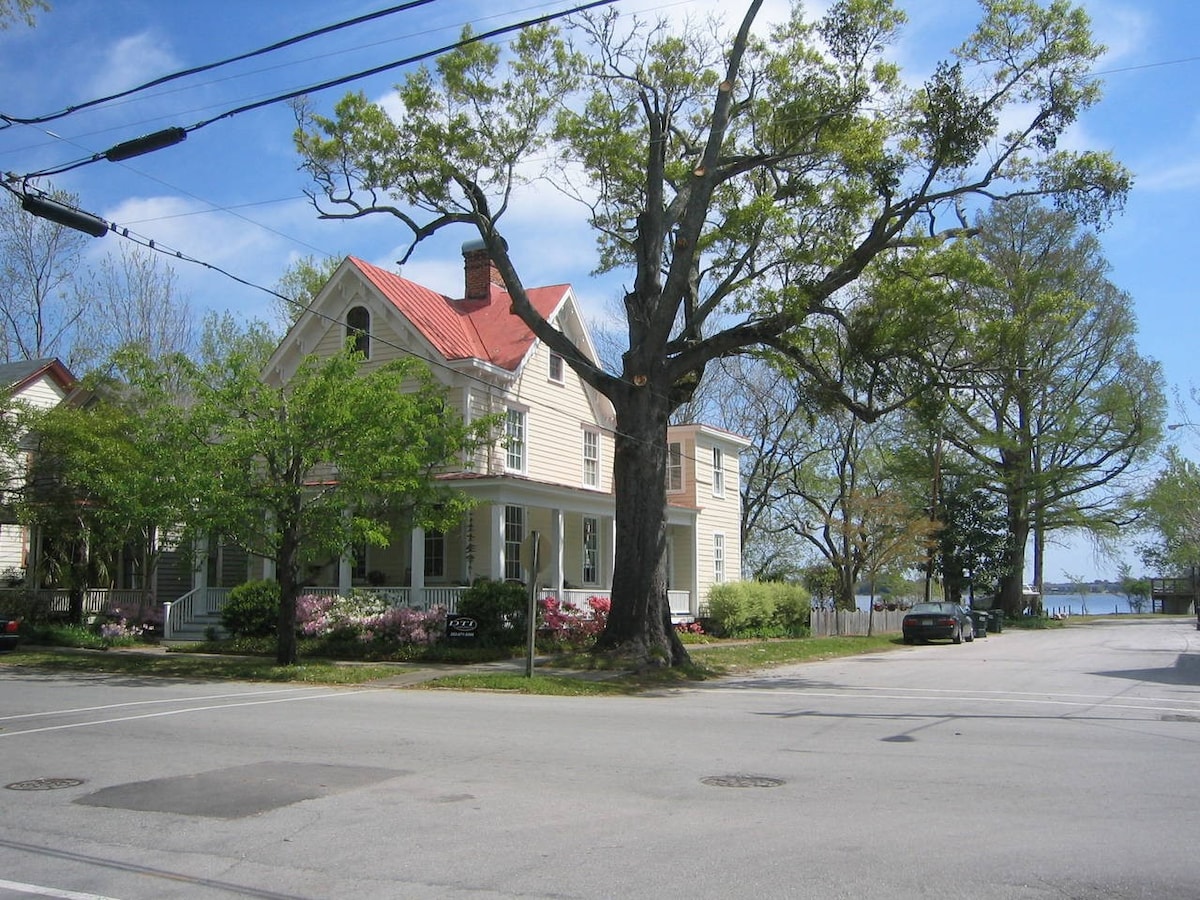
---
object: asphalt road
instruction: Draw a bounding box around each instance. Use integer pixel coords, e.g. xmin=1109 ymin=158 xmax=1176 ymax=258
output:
xmin=1 ymin=618 xmax=1198 ymax=900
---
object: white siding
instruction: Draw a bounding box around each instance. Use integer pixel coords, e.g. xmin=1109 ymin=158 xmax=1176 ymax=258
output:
xmin=514 ymin=340 xmax=613 ymax=491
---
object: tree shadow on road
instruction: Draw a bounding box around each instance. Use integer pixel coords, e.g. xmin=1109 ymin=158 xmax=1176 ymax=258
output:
xmin=1093 ymin=653 xmax=1200 ymax=686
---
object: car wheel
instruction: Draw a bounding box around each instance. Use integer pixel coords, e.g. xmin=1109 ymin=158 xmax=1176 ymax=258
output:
xmin=952 ymin=626 xmax=962 ymax=644
xmin=902 ymin=636 xmax=914 ymax=645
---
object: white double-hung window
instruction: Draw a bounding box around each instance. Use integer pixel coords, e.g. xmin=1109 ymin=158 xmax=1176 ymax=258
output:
xmin=505 ymin=408 xmax=527 ymax=473
xmin=583 ymin=516 xmax=599 ymax=584
xmin=582 ymin=429 xmax=600 ymax=488
xmin=667 ymin=442 xmax=683 ymax=492
xmin=505 ymin=506 xmax=524 ymax=581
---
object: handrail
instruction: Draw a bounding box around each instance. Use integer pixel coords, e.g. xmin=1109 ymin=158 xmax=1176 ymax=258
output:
xmin=163 ymin=588 xmax=200 ymax=641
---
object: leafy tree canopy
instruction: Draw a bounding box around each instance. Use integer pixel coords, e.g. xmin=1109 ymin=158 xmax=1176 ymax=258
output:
xmin=293 ymin=0 xmax=1131 ymax=666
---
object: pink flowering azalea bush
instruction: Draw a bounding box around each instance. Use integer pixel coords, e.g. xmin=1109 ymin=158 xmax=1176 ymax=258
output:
xmin=94 ymin=600 xmax=164 ymax=644
xmin=296 ymin=591 xmax=445 ymax=658
xmin=537 ymin=595 xmax=611 ymax=651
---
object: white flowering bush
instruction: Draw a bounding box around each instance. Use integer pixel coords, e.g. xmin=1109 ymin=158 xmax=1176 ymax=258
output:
xmin=296 ymin=591 xmax=445 ymax=651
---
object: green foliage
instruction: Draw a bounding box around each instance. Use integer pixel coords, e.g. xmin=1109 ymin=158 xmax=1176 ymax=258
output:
xmin=1 ymin=590 xmax=53 ymax=624
xmin=801 ymin=565 xmax=839 ymax=608
xmin=456 ymin=578 xmax=529 ymax=647
xmin=272 ymin=255 xmax=343 ymax=329
xmin=705 ymin=582 xmax=812 ymax=639
xmin=1138 ymin=448 xmax=1200 ymax=574
xmin=113 ymin=317 xmax=490 ymax=665
xmin=221 ymin=580 xmax=281 ymax=638
xmin=0 ymin=0 xmax=49 ymax=30
xmin=293 ymin=0 xmax=1134 ymax=662
xmin=21 ymin=623 xmax=108 ymax=649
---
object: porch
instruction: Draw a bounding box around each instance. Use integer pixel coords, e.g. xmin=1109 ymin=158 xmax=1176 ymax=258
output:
xmin=0 ymin=587 xmax=158 ymax=620
xmin=162 ymin=585 xmax=695 ymax=641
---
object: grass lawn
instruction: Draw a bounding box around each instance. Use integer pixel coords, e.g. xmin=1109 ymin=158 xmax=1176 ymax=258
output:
xmin=0 ymin=631 xmax=917 ymax=695
xmin=0 ymin=648 xmax=410 ymax=685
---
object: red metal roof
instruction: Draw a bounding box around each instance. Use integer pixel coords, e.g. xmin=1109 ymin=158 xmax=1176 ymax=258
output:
xmin=349 ymin=256 xmax=568 ymax=372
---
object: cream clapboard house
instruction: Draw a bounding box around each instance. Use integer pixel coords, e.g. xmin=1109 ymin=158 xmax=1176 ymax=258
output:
xmin=0 ymin=358 xmax=75 ymax=583
xmin=167 ymin=244 xmax=748 ymax=637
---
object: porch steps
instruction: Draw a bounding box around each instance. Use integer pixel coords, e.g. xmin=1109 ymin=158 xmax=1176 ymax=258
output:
xmin=166 ymin=611 xmax=227 ymax=642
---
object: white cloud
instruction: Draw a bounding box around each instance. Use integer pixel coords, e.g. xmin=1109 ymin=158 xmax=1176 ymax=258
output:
xmin=90 ymin=31 xmax=181 ymax=99
xmin=1134 ymin=159 xmax=1200 ymax=192
xmin=1082 ymin=1 xmax=1151 ymax=66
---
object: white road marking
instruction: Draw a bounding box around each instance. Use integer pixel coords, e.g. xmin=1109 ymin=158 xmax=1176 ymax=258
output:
xmin=0 ymin=689 xmax=376 ymax=739
xmin=0 ymin=687 xmax=314 ymax=722
xmin=0 ymin=878 xmax=122 ymax=900
xmin=692 ymin=687 xmax=1200 ymax=715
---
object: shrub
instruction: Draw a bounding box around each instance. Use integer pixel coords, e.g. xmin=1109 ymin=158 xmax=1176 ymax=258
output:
xmin=102 ymin=599 xmax=164 ymax=640
xmin=456 ymin=578 xmax=529 ymax=647
xmin=538 ymin=595 xmax=610 ymax=650
xmin=705 ymin=582 xmax=811 ymax=638
xmin=3 ymin=590 xmax=53 ymax=624
xmin=221 ymin=580 xmax=281 ymax=638
xmin=297 ymin=591 xmax=446 ymax=651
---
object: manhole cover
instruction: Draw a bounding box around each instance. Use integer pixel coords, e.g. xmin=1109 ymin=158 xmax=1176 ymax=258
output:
xmin=701 ymin=775 xmax=785 ymax=789
xmin=6 ymin=778 xmax=84 ymax=791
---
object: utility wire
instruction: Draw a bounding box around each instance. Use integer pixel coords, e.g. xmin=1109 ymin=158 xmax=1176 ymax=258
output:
xmin=0 ymin=176 xmax=724 ymax=470
xmin=15 ymin=0 xmax=619 ymax=181
xmin=0 ymin=0 xmax=443 ymax=129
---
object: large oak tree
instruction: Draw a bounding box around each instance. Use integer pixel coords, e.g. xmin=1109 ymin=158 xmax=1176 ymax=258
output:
xmin=294 ymin=0 xmax=1129 ymax=666
xmin=919 ymin=199 xmax=1163 ymax=613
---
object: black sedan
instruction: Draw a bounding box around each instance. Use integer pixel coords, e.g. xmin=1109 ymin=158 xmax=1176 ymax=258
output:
xmin=0 ymin=613 xmax=20 ymax=652
xmin=902 ymin=602 xmax=974 ymax=645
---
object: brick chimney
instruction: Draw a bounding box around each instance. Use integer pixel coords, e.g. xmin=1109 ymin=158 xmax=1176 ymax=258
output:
xmin=462 ymin=238 xmax=504 ymax=302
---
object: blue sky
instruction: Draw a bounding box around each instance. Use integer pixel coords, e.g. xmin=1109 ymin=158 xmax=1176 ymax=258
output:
xmin=2 ymin=0 xmax=1197 ymax=582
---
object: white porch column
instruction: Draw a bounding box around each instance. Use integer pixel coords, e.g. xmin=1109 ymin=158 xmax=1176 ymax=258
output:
xmin=409 ymin=525 xmax=426 ymax=605
xmin=549 ymin=508 xmax=563 ymax=596
xmin=337 ymin=510 xmax=352 ymax=594
xmin=490 ymin=503 xmax=506 ymax=580
xmin=607 ymin=517 xmax=616 ymax=589
xmin=689 ymin=525 xmax=701 ymax=618
xmin=193 ymin=534 xmax=209 ymax=592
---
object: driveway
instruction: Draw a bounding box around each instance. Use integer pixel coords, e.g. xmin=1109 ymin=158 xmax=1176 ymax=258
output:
xmin=1 ymin=618 xmax=1198 ymax=899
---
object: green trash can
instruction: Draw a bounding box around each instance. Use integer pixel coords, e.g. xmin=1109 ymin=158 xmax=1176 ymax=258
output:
xmin=970 ymin=610 xmax=988 ymax=638
xmin=988 ymin=609 xmax=1003 ymax=633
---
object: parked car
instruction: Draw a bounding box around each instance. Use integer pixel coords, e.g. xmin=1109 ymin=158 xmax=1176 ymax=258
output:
xmin=902 ymin=602 xmax=974 ymax=645
xmin=0 ymin=614 xmax=20 ymax=652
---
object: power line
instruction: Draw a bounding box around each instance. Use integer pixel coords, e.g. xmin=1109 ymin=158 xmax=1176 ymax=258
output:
xmin=13 ymin=0 xmax=619 ymax=182
xmin=0 ymin=0 xmax=444 ymax=129
xmin=2 ymin=177 xmax=720 ymax=470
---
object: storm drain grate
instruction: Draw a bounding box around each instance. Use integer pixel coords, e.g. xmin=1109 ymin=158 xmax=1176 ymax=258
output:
xmin=701 ymin=775 xmax=785 ymax=789
xmin=6 ymin=778 xmax=84 ymax=791
xmin=1162 ymin=714 xmax=1200 ymax=723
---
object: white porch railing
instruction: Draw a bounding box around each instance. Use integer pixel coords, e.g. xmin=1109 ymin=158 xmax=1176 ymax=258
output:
xmin=162 ymin=585 xmax=469 ymax=640
xmin=537 ymin=588 xmax=695 ymax=621
xmin=162 ymin=584 xmax=698 ymax=640
xmin=0 ymin=587 xmax=156 ymax=617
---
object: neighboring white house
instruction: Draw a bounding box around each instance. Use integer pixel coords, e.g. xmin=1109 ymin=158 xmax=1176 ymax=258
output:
xmin=166 ymin=245 xmax=749 ymax=636
xmin=0 ymin=358 xmax=75 ymax=584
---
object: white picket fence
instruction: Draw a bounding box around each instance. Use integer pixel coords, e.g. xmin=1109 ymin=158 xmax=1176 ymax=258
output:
xmin=809 ymin=608 xmax=906 ymax=637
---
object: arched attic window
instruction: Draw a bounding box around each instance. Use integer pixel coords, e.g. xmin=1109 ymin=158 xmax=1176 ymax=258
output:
xmin=346 ymin=306 xmax=370 ymax=359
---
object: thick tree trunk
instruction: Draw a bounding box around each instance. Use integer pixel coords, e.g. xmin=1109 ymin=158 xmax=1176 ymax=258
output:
xmin=835 ymin=565 xmax=856 ymax=611
xmin=997 ymin=500 xmax=1031 ymax=616
xmin=67 ymin=540 xmax=88 ymax=625
xmin=275 ymin=531 xmax=300 ymax=666
xmin=593 ymin=386 xmax=688 ymax=668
